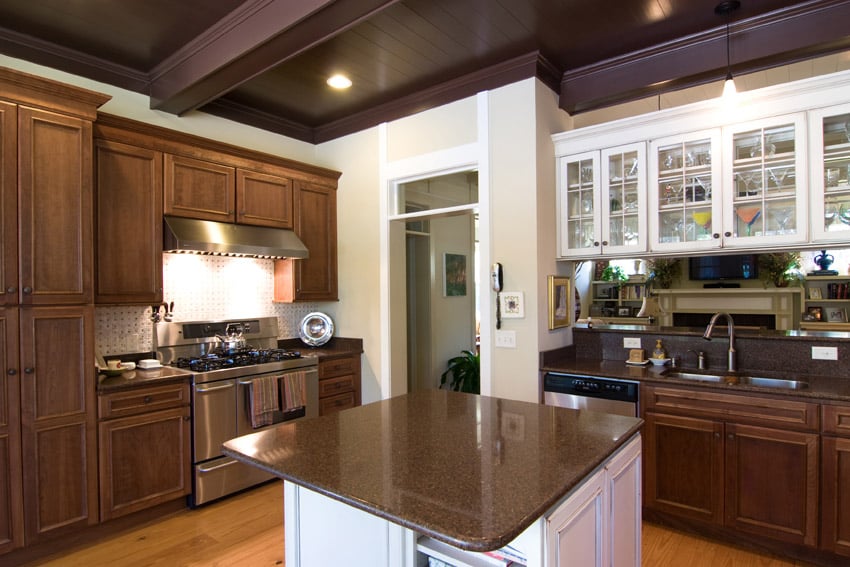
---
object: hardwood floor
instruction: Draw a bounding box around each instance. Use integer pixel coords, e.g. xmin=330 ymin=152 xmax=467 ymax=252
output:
xmin=12 ymin=481 xmax=814 ymax=566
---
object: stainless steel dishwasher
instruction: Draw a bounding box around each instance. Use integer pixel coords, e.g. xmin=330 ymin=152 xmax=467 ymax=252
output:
xmin=543 ymin=372 xmax=639 ymax=417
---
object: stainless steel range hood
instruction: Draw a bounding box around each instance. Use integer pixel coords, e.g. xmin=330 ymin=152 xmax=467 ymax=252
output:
xmin=163 ymin=216 xmax=309 ymax=259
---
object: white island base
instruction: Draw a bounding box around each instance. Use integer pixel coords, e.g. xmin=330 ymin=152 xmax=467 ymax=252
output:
xmin=284 ymin=435 xmax=641 ymax=567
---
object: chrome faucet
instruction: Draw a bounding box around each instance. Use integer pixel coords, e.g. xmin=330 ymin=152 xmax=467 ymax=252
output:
xmin=703 ymin=312 xmax=736 ymax=372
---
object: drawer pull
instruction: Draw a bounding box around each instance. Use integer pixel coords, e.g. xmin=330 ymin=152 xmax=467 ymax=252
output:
xmin=7 ymin=368 xmax=15 ymax=375
xmin=144 ymin=396 xmax=153 ymax=404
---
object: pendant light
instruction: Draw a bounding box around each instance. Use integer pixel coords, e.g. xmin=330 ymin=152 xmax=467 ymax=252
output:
xmin=715 ymin=0 xmax=741 ymax=98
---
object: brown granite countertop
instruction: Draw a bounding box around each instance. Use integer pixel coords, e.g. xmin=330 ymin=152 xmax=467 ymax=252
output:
xmin=277 ymin=336 xmax=363 ymax=359
xmin=223 ymin=389 xmax=642 ymax=552
xmin=542 ymin=358 xmax=850 ymax=402
xmin=97 ymin=366 xmax=193 ymax=393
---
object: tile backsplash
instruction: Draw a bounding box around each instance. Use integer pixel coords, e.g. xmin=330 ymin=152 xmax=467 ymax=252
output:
xmin=95 ymin=254 xmax=320 ymax=357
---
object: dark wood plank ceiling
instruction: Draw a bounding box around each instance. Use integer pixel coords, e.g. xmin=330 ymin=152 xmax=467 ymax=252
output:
xmin=0 ymin=0 xmax=848 ymax=143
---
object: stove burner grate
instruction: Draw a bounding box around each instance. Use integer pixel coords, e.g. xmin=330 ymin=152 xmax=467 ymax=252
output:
xmin=172 ymin=348 xmax=302 ymax=372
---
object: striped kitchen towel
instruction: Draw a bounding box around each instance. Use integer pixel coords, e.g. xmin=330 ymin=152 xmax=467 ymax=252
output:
xmin=281 ymin=371 xmax=307 ymax=411
xmin=250 ymin=374 xmax=280 ymax=428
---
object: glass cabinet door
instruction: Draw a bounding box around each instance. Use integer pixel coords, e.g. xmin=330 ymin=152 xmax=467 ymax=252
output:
xmin=810 ymin=103 xmax=850 ymax=243
xmin=558 ymin=151 xmax=600 ymax=257
xmin=722 ymin=114 xmax=806 ymax=247
xmin=649 ymin=130 xmax=722 ymax=252
xmin=601 ymin=143 xmax=646 ymax=255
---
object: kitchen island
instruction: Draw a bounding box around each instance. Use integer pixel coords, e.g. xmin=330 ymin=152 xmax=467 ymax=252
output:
xmin=223 ymin=389 xmax=642 ymax=566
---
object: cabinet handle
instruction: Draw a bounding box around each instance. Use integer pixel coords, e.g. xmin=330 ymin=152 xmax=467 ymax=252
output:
xmin=714 ymin=432 xmax=720 ymax=439
xmin=184 ymin=415 xmax=191 ymax=421
xmin=712 ymin=233 xmax=720 ymax=239
xmin=601 ymin=240 xmax=608 ymax=246
xmin=6 ymin=286 xmax=15 ymax=294
xmin=144 ymin=396 xmax=152 ymax=404
xmin=7 ymin=368 xmax=16 ymax=375
xmin=22 ymin=286 xmax=32 ymax=294
xmin=727 ymin=433 xmax=734 ymax=440
xmin=724 ymin=231 xmax=731 ymax=238
xmin=24 ymin=367 xmax=34 ymax=374
xmin=593 ymin=241 xmax=600 ymax=247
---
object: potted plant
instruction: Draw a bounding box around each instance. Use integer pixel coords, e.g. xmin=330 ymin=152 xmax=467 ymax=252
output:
xmin=600 ymin=265 xmax=627 ymax=284
xmin=758 ymin=252 xmax=802 ymax=287
xmin=440 ymin=350 xmax=480 ymax=393
xmin=647 ymin=258 xmax=680 ymax=289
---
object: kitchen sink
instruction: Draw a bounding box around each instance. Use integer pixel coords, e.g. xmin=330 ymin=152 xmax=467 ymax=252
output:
xmin=661 ymin=370 xmax=808 ymax=390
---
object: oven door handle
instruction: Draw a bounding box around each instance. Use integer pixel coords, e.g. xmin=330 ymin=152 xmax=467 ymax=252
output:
xmin=195 ymin=381 xmax=236 ymax=393
xmin=197 ymin=459 xmax=239 ymax=473
xmin=237 ymin=378 xmax=259 ymax=385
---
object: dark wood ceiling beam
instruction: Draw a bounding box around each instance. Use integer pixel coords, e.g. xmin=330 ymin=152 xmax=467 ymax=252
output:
xmin=149 ymin=0 xmax=401 ymax=115
xmin=559 ymin=0 xmax=850 ymax=114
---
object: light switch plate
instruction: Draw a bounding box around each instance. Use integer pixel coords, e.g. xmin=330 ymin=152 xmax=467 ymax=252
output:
xmin=495 ymin=330 xmax=516 ymax=348
xmin=623 ymin=337 xmax=641 ymax=349
xmin=812 ymin=346 xmax=838 ymax=360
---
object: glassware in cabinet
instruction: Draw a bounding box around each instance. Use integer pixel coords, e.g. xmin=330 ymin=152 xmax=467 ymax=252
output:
xmin=722 ymin=114 xmax=806 ymax=246
xmin=600 ymin=143 xmax=647 ymax=255
xmin=649 ymin=130 xmax=722 ymax=252
xmin=559 ymin=151 xmax=600 ymax=256
xmin=810 ymin=103 xmax=850 ymax=243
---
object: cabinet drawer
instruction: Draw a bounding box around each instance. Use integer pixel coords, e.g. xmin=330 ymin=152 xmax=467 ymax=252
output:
xmin=642 ymin=385 xmax=819 ymax=431
xmin=823 ymin=404 xmax=850 ymax=436
xmin=319 ymin=391 xmax=356 ymax=416
xmin=319 ymin=355 xmax=358 ymax=379
xmin=99 ymin=383 xmax=190 ymax=419
xmin=319 ymin=375 xmax=355 ymax=398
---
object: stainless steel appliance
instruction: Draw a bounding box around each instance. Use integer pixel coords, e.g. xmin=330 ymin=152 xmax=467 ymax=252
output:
xmin=543 ymin=373 xmax=639 ymax=417
xmin=155 ymin=317 xmax=318 ymax=506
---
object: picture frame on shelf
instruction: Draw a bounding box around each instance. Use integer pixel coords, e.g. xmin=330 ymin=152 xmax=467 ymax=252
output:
xmin=807 ymin=306 xmax=824 ymax=321
xmin=827 ymin=308 xmax=847 ymax=323
xmin=617 ymin=307 xmax=632 ymax=317
xmin=808 ymin=287 xmax=823 ymax=300
xmin=547 ymin=276 xmax=570 ymax=330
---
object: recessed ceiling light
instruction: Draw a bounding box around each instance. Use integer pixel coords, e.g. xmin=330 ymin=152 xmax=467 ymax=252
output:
xmin=326 ymin=74 xmax=352 ymax=89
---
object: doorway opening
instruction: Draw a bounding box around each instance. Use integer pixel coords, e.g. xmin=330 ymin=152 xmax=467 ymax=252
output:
xmin=393 ymin=171 xmax=479 ymax=393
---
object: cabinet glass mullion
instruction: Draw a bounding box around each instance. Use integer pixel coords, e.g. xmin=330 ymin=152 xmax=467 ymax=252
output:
xmin=565 ymin=158 xmax=596 ymax=250
xmin=656 ymin=139 xmax=713 ymax=243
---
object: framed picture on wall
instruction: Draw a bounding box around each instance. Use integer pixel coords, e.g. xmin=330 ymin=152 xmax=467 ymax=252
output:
xmin=547 ymin=276 xmax=570 ymax=330
xmin=500 ymin=291 xmax=524 ymax=318
xmin=443 ymin=253 xmax=467 ymax=296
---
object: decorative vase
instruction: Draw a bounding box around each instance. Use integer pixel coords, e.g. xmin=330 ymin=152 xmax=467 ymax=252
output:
xmin=814 ymin=249 xmax=834 ymax=272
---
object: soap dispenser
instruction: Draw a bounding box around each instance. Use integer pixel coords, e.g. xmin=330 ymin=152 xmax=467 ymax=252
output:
xmin=652 ymin=339 xmax=667 ymax=360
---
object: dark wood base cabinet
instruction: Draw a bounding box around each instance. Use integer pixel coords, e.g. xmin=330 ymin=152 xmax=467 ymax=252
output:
xmin=822 ymin=404 xmax=850 ymax=558
xmin=642 ymin=384 xmax=829 ymax=562
xmin=318 ymin=354 xmax=361 ymax=416
xmin=98 ymin=383 xmax=191 ymax=521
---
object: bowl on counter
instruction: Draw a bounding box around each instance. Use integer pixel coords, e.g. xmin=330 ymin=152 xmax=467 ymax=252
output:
xmin=649 ymin=358 xmax=671 ymax=366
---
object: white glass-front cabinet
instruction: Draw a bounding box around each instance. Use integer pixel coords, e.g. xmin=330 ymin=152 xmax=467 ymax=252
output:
xmin=810 ymin=103 xmax=850 ymax=243
xmin=558 ymin=144 xmax=646 ymax=258
xmin=721 ymin=114 xmax=807 ymax=248
xmin=649 ymin=130 xmax=722 ymax=253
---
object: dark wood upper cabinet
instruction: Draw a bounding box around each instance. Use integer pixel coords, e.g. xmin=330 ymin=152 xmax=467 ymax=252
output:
xmin=236 ymin=169 xmax=293 ymax=229
xmin=95 ymin=140 xmax=163 ymax=304
xmin=163 ymin=153 xmax=235 ymax=223
xmin=0 ymin=101 xmax=16 ymax=308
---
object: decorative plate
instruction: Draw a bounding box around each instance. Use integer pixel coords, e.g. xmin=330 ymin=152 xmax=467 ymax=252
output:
xmin=101 ymin=367 xmax=128 ymax=377
xmin=299 ymin=312 xmax=334 ymax=346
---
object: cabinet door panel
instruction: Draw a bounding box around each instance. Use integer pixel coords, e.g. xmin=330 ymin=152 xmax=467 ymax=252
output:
xmin=95 ymin=140 xmax=163 ymax=304
xmin=725 ymin=423 xmax=818 ymax=546
xmin=236 ymin=169 xmax=293 ymax=228
xmin=19 ymin=307 xmax=96 ymax=542
xmin=0 ymin=102 xmax=16 ymax=308
xmin=822 ymin=436 xmax=850 ymax=556
xmin=0 ymin=308 xmax=22 ymax=553
xmin=643 ymin=412 xmax=723 ymax=523
xmin=164 ymin=154 xmax=234 ymax=222
xmin=546 ymin=467 xmax=606 ymax=567
xmin=18 ymin=107 xmax=92 ymax=304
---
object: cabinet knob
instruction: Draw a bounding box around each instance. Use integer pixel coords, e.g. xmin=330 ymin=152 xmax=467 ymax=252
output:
xmin=7 ymin=368 xmax=16 ymax=375
xmin=593 ymin=241 xmax=600 ymax=247
xmin=6 ymin=286 xmax=15 ymax=294
xmin=724 ymin=231 xmax=732 ymax=238
xmin=601 ymin=241 xmax=608 ymax=246
xmin=22 ymin=286 xmax=32 ymax=294
xmin=23 ymin=367 xmax=34 ymax=374
xmin=712 ymin=233 xmax=720 ymax=239
xmin=144 ymin=396 xmax=152 ymax=404
xmin=714 ymin=432 xmax=720 ymax=439
xmin=727 ymin=433 xmax=734 ymax=440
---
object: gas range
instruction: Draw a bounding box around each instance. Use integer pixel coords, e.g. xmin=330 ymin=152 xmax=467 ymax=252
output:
xmin=155 ymin=317 xmax=317 ymax=384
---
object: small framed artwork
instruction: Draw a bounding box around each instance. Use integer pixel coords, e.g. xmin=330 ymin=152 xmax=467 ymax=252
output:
xmin=617 ymin=307 xmax=632 ymax=317
xmin=827 ymin=308 xmax=847 ymax=323
xmin=442 ymin=253 xmax=467 ymax=296
xmin=500 ymin=291 xmax=524 ymax=318
xmin=807 ymin=306 xmax=823 ymax=321
xmin=547 ymin=276 xmax=571 ymax=330
xmin=809 ymin=287 xmax=823 ymax=300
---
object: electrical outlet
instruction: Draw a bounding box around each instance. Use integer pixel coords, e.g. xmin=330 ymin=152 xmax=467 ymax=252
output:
xmin=623 ymin=337 xmax=641 ymax=349
xmin=495 ymin=330 xmax=516 ymax=348
xmin=812 ymin=346 xmax=838 ymax=360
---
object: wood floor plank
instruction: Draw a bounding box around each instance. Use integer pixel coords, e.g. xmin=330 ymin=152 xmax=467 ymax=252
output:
xmin=12 ymin=480 xmax=818 ymax=566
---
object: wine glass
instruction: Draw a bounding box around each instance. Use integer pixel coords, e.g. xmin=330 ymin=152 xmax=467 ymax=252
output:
xmin=825 ymin=205 xmax=838 ymax=230
xmin=735 ymin=206 xmax=761 ymax=236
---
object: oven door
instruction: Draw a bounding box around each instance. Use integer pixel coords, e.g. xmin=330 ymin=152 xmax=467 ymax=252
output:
xmin=192 ymin=378 xmax=237 ymax=462
xmin=236 ymin=367 xmax=318 ymax=437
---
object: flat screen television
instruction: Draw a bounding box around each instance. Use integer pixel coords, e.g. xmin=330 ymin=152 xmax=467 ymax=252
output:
xmin=688 ymin=254 xmax=758 ymax=281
